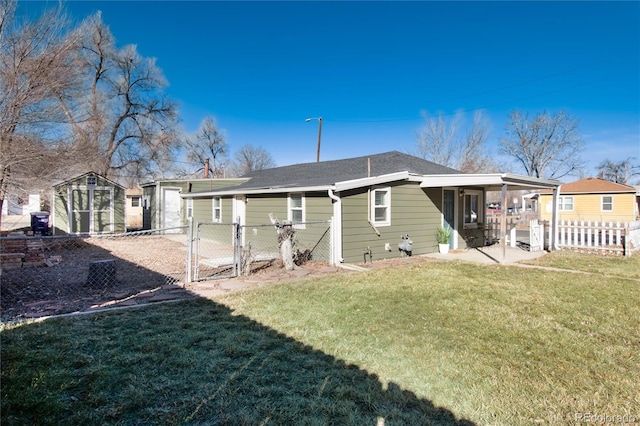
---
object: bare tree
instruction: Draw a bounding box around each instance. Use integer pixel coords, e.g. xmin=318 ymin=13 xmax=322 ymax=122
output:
xmin=184 ymin=116 xmax=228 ymax=177
xmin=229 ymin=144 xmax=276 ymax=177
xmin=61 ymin=13 xmax=180 ymax=181
xmin=596 ymin=157 xmax=639 ymax=185
xmin=0 ymin=0 xmax=84 ymax=220
xmin=499 ymin=110 xmax=585 ymax=179
xmin=415 ymin=110 xmax=497 ymax=173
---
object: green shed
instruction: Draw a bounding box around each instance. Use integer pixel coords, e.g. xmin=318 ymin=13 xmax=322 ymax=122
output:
xmin=52 ymin=172 xmax=126 ymax=235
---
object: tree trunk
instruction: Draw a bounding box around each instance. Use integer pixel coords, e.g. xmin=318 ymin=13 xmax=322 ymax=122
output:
xmin=268 ymin=213 xmax=295 ymax=271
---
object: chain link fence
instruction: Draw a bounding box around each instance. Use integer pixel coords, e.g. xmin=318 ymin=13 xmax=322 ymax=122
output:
xmin=191 ymin=220 xmax=332 ymax=281
xmin=1 ymin=220 xmax=332 ymax=322
xmin=1 ymin=228 xmax=189 ymax=323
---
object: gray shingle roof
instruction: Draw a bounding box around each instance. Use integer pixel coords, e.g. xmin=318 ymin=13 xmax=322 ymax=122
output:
xmin=228 ymin=151 xmax=462 ymax=191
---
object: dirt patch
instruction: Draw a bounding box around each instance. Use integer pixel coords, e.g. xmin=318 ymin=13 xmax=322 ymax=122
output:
xmin=1 ymin=235 xmax=189 ymax=322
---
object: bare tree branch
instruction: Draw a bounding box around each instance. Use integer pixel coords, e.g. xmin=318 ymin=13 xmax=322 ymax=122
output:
xmin=499 ymin=110 xmax=585 ymax=179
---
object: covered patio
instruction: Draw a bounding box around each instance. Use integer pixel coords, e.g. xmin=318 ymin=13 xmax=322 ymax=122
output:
xmin=420 ymin=173 xmax=561 ymax=264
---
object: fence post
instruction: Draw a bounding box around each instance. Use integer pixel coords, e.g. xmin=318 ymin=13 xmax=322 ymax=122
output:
xmin=185 ymin=217 xmax=194 ymax=284
xmin=234 ymin=217 xmax=242 ymax=276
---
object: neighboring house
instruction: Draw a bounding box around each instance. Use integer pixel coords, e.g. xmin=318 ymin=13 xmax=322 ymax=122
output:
xmin=125 ymin=188 xmax=144 ymax=231
xmin=539 ymin=177 xmax=639 ymax=223
xmin=51 ymin=172 xmax=126 ymax=235
xmin=141 ymin=178 xmax=248 ymax=230
xmin=181 ymin=151 xmax=559 ymax=264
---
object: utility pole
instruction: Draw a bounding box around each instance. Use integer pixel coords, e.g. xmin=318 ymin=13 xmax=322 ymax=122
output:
xmin=306 ymin=117 xmax=323 ymax=162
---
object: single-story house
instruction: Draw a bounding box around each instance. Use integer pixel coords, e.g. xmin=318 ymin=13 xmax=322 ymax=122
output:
xmin=141 ymin=178 xmax=248 ymax=230
xmin=539 ymin=177 xmax=639 ymax=223
xmin=51 ymin=172 xmax=126 ymax=235
xmin=181 ymin=151 xmax=560 ymax=264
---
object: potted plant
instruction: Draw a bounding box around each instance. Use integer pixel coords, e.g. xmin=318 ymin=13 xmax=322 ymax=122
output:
xmin=436 ymin=225 xmax=452 ymax=254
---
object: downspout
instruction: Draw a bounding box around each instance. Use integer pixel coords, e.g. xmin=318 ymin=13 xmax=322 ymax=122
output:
xmin=328 ymin=189 xmax=343 ymax=263
xmin=365 ymin=157 xmax=381 ymax=236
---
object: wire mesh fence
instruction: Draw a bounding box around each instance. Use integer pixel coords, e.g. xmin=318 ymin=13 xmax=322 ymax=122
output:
xmin=1 ymin=219 xmax=332 ymax=322
xmin=191 ymin=220 xmax=332 ymax=281
xmin=241 ymin=220 xmax=332 ymax=274
xmin=1 ymin=227 xmax=189 ymax=323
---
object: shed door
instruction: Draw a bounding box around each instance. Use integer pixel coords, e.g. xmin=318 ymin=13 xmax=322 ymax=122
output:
xmin=70 ymin=189 xmax=90 ymax=233
xmin=163 ymin=188 xmax=181 ymax=231
xmin=70 ymin=188 xmax=114 ymax=233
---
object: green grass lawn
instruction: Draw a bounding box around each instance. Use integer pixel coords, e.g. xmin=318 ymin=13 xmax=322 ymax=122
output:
xmin=521 ymin=250 xmax=640 ymax=279
xmin=2 ymin=256 xmax=639 ymax=425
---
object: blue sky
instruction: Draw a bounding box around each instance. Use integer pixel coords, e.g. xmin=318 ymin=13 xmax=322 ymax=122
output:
xmin=20 ymin=1 xmax=640 ymax=180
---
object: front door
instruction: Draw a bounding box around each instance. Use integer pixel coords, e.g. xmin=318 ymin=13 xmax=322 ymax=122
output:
xmin=443 ymin=189 xmax=456 ymax=248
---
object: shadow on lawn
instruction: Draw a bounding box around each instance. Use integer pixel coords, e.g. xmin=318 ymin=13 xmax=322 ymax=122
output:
xmin=1 ymin=297 xmax=475 ymax=425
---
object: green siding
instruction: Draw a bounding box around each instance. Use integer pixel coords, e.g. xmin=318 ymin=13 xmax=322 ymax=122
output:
xmin=242 ymin=192 xmax=333 ymax=262
xmin=221 ymin=198 xmax=235 ymax=223
xmin=341 ymin=182 xmax=442 ymax=263
xmin=144 ymin=179 xmax=245 ymax=229
xmin=192 ymin=198 xmax=213 ymax=224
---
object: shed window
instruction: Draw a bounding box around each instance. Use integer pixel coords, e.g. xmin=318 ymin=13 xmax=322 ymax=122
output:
xmin=86 ymin=176 xmax=97 ymax=186
xmin=213 ymin=197 xmax=222 ymax=222
xmin=371 ymin=187 xmax=391 ymax=226
xmin=602 ymin=196 xmax=613 ymax=211
xmin=131 ymin=196 xmax=140 ymax=207
xmin=288 ymin=193 xmax=305 ymax=224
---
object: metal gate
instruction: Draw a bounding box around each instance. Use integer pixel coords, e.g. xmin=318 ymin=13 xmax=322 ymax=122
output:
xmin=191 ymin=222 xmax=241 ymax=282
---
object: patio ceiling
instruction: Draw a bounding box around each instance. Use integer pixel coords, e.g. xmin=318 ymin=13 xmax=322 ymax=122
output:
xmin=419 ymin=173 xmax=560 ymax=191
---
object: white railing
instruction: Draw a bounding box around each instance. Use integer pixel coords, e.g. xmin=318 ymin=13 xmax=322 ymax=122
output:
xmin=555 ymin=220 xmax=640 ymax=257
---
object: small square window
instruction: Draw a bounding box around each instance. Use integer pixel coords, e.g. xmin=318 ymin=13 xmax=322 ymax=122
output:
xmin=602 ymin=196 xmax=613 ymax=211
xmin=131 ymin=196 xmax=140 ymax=207
xmin=86 ymin=176 xmax=97 ymax=186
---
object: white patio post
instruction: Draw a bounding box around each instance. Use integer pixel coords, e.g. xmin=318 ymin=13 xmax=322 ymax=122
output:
xmin=550 ymin=185 xmax=561 ymax=251
xmin=500 ymin=183 xmax=508 ymax=263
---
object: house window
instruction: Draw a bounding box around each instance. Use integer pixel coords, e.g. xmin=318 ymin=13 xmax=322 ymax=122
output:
xmin=86 ymin=176 xmax=97 ymax=186
xmin=371 ymin=187 xmax=391 ymax=226
xmin=288 ymin=193 xmax=304 ymax=224
xmin=602 ymin=196 xmax=613 ymax=211
xmin=464 ymin=192 xmax=480 ymax=227
xmin=131 ymin=196 xmax=140 ymax=208
xmin=186 ymin=199 xmax=193 ymax=218
xmin=558 ymin=196 xmax=574 ymax=211
xmin=213 ymin=197 xmax=222 ymax=222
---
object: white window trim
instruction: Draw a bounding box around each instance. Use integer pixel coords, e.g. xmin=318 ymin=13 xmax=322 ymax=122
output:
xmin=288 ymin=193 xmax=305 ymax=227
xmin=186 ymin=198 xmax=193 ymax=219
xmin=558 ymin=196 xmax=574 ymax=211
xmin=212 ymin=197 xmax=222 ymax=222
xmin=370 ymin=187 xmax=391 ymax=227
xmin=601 ymin=195 xmax=613 ymax=212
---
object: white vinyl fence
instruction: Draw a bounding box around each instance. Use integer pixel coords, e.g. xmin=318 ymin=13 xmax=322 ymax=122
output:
xmin=555 ymin=220 xmax=640 ymax=257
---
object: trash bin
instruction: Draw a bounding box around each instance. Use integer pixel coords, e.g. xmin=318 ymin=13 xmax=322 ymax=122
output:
xmin=30 ymin=211 xmax=50 ymax=236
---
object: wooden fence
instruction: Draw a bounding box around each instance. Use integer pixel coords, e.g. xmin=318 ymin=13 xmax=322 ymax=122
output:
xmin=555 ymin=220 xmax=640 ymax=257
